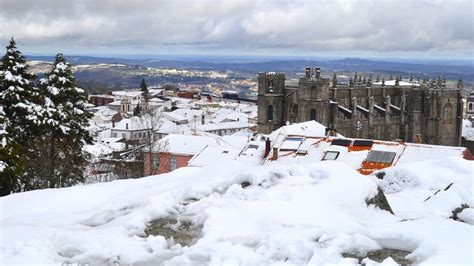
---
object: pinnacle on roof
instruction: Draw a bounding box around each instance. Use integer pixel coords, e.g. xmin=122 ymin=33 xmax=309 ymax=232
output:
xmin=332 ymin=72 xmax=337 ymax=88
xmin=457 ymin=77 xmax=463 ymax=89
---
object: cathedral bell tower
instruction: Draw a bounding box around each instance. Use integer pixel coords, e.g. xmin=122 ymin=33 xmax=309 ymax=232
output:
xmin=257 ymin=72 xmax=286 ymax=134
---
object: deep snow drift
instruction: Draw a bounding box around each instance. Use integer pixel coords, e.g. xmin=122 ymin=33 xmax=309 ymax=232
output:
xmin=1 ymin=158 xmax=473 ymax=265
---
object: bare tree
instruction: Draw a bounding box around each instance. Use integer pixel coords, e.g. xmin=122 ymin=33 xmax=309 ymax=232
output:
xmin=137 ymin=106 xmax=165 ymax=176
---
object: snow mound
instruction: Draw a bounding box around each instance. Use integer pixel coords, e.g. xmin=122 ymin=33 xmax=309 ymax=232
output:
xmin=458 ymin=208 xmax=474 ymax=225
xmin=1 ymin=158 xmax=473 ymax=265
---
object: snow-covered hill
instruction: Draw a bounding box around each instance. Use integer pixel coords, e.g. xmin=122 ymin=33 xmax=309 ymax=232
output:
xmin=1 ymin=158 xmax=473 ymax=265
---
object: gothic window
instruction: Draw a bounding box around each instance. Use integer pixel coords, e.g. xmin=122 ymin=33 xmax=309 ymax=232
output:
xmin=268 ymin=105 xmax=274 ymax=121
xmin=469 ymin=102 xmax=473 ymax=111
xmin=267 ymin=80 xmax=275 ymax=93
xmin=443 ymin=103 xmax=453 ymax=124
xmin=291 ymin=104 xmax=298 ymax=115
xmin=310 ymin=109 xmax=316 ymax=121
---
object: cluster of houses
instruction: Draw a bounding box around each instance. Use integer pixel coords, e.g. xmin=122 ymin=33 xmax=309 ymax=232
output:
xmin=138 ymin=120 xmax=473 ymax=178
xmin=85 ymin=86 xmax=474 ymax=182
xmin=85 ymin=87 xmax=257 ymax=180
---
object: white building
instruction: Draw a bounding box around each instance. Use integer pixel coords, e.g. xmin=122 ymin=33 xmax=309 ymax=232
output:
xmin=111 ymin=116 xmax=155 ymax=140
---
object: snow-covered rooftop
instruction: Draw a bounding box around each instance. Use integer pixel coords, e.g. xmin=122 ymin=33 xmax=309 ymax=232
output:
xmin=372 ymin=80 xmax=420 ymax=87
xmin=268 ymin=120 xmax=335 ymax=141
xmin=153 ymin=134 xmax=224 ymax=155
xmin=112 ymin=90 xmax=143 ymax=98
xmin=113 ymin=116 xmax=155 ymax=131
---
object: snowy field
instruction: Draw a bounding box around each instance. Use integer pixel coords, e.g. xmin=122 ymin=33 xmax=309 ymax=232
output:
xmin=1 ymin=158 xmax=473 ymax=265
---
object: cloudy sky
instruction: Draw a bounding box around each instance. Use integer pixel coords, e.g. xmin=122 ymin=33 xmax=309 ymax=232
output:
xmin=0 ymin=0 xmax=472 ymax=59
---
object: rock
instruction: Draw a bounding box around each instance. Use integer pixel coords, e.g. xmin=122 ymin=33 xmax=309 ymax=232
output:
xmin=450 ymin=204 xmax=469 ymax=221
xmin=145 ymin=218 xmax=202 ymax=246
xmin=240 ymin=181 xmax=251 ymax=188
xmin=375 ymin=171 xmax=386 ymax=180
xmin=181 ymin=197 xmax=199 ymax=206
xmin=366 ymin=187 xmax=394 ymax=214
xmin=343 ymin=248 xmax=413 ymax=265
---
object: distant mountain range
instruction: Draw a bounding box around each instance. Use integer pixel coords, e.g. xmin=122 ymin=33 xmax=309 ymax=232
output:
xmin=26 ymin=55 xmax=473 ymax=93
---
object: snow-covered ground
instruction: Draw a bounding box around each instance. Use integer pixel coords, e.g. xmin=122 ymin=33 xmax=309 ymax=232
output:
xmin=1 ymin=158 xmax=473 ymax=265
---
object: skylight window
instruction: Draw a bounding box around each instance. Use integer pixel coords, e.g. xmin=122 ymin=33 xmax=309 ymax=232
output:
xmin=280 ymin=137 xmax=304 ymax=151
xmin=322 ymin=151 xmax=340 ymax=161
xmin=365 ymin=150 xmax=396 ymax=164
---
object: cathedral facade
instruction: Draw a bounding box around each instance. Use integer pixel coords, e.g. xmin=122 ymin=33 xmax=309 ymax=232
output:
xmin=257 ymin=67 xmax=463 ymax=146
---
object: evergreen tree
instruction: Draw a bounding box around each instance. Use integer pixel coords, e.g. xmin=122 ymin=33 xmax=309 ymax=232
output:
xmin=0 ymin=110 xmax=23 ymax=196
xmin=0 ymin=38 xmax=41 ymax=141
xmin=133 ymin=102 xmax=141 ymax=116
xmin=140 ymin=78 xmax=149 ymax=102
xmin=0 ymin=38 xmax=40 ymax=193
xmin=35 ymin=53 xmax=93 ymax=188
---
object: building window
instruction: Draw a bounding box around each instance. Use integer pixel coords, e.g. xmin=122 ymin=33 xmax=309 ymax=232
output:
xmin=310 ymin=109 xmax=316 ymax=120
xmin=122 ymin=133 xmax=126 ymax=138
xmin=322 ymin=151 xmax=340 ymax=161
xmin=152 ymin=156 xmax=158 ymax=170
xmin=268 ymin=105 xmax=273 ymax=121
xmin=169 ymin=157 xmax=177 ymax=171
xmin=443 ymin=103 xmax=453 ymax=124
xmin=113 ymin=133 xmax=117 ymax=138
xmin=469 ymin=102 xmax=473 ymax=111
xmin=267 ymin=80 xmax=275 ymax=93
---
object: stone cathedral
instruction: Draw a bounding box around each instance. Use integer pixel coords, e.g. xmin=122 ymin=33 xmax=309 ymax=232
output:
xmin=257 ymin=67 xmax=463 ymax=146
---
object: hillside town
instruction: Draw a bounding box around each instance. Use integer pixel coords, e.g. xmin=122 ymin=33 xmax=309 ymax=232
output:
xmin=84 ymin=82 xmax=258 ymax=181
xmin=82 ymin=70 xmax=474 ymax=184
xmin=1 ymin=0 xmax=473 ymax=264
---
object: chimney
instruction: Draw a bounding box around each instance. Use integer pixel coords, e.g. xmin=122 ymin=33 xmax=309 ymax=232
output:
xmin=264 ymin=138 xmax=271 ymax=157
xmin=126 ymin=123 xmax=128 ymax=130
xmin=315 ymin=67 xmax=321 ymax=79
xmin=305 ymin=67 xmax=311 ymax=78
xmin=272 ymin=147 xmax=279 ymax=160
xmin=414 ymin=134 xmax=422 ymax=144
xmin=112 ymin=121 xmax=115 ymax=128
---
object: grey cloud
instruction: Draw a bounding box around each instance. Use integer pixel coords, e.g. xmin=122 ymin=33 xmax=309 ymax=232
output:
xmin=0 ymin=0 xmax=472 ymax=57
